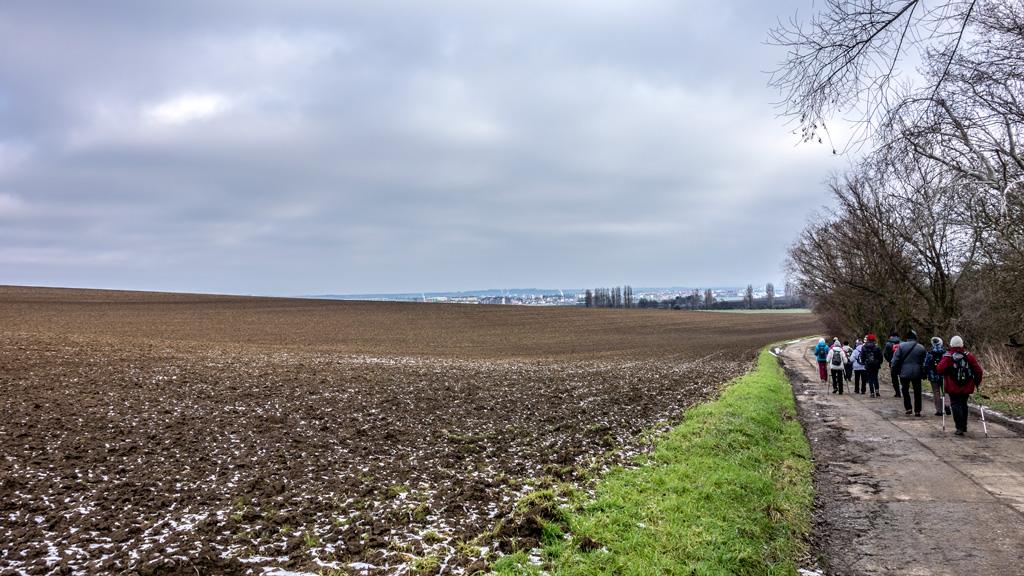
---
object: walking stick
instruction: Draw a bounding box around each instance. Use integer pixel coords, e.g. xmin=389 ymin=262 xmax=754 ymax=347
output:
xmin=977 ymin=391 xmax=989 ymax=438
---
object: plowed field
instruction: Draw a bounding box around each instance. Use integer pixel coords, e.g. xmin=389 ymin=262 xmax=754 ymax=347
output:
xmin=0 ymin=286 xmax=821 ymax=576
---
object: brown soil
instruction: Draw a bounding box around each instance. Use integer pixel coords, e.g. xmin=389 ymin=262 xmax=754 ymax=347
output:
xmin=0 ymin=286 xmax=821 ymax=575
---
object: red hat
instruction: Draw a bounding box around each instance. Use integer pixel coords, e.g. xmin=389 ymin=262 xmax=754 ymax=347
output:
xmin=866 ymin=334 xmax=876 ymax=341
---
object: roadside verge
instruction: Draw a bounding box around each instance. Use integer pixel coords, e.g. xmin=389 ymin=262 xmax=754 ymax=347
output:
xmin=495 ymin=345 xmax=815 ymax=575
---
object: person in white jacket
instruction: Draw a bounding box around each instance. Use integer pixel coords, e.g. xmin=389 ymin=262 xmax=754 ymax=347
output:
xmin=827 ymin=339 xmax=849 ymax=394
xmin=851 ymin=339 xmax=867 ymax=394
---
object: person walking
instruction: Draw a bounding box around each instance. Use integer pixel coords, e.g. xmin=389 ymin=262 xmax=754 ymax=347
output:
xmin=851 ymin=339 xmax=867 ymax=394
xmin=827 ymin=339 xmax=849 ymax=394
xmin=861 ymin=334 xmax=884 ymax=398
xmin=843 ymin=340 xmax=855 ymax=382
xmin=814 ymin=337 xmax=829 ymax=383
xmin=884 ymin=332 xmax=902 ymax=397
xmin=891 ymin=330 xmax=927 ymax=416
xmin=924 ymin=337 xmax=951 ymax=417
xmin=937 ymin=335 xmax=985 ymax=436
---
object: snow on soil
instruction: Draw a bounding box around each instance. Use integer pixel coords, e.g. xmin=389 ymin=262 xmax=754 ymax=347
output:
xmin=0 ymin=332 xmax=751 ymax=575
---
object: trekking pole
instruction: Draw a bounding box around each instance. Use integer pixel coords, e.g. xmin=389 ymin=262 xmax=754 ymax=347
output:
xmin=977 ymin=392 xmax=989 ymax=438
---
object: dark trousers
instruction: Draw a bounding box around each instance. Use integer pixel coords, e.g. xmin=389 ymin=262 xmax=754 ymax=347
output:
xmin=890 ymin=369 xmax=901 ymax=394
xmin=854 ymin=369 xmax=867 ymax=393
xmin=901 ymin=377 xmax=923 ymax=413
xmin=949 ymin=392 xmax=971 ymax=432
xmin=866 ymin=366 xmax=880 ymax=395
xmin=831 ymin=370 xmax=845 ymax=393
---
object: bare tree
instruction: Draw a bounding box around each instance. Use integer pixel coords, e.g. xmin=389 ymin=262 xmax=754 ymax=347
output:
xmin=786 ymin=151 xmax=982 ymax=336
xmin=744 ymin=285 xmax=755 ymax=310
xmin=765 ymin=283 xmax=776 ymax=309
xmin=704 ymin=288 xmax=715 ymax=310
xmin=769 ymin=0 xmax=981 ymax=147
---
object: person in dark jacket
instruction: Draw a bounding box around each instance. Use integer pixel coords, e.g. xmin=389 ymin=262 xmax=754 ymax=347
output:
xmin=884 ymin=332 xmax=902 ymax=397
xmin=842 ymin=340 xmax=855 ymax=381
xmin=923 ymin=337 xmax=951 ymax=416
xmin=891 ymin=330 xmax=927 ymax=416
xmin=861 ymin=334 xmax=884 ymax=398
xmin=937 ymin=335 xmax=984 ymax=436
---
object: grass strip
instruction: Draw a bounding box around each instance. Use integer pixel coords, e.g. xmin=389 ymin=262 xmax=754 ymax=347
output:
xmin=494 ymin=345 xmax=814 ymax=576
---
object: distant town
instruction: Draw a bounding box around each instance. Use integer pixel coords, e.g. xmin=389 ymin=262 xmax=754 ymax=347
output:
xmin=311 ymin=284 xmax=806 ymax=310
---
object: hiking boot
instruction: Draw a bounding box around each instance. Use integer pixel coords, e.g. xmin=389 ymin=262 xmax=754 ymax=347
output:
xmin=905 ymin=409 xmax=913 ymax=415
xmin=915 ymin=412 xmax=921 ymax=417
xmin=945 ymin=406 xmax=952 ymax=415
xmin=935 ymin=412 xmax=943 ymax=416
xmin=954 ymin=430 xmax=964 ymax=436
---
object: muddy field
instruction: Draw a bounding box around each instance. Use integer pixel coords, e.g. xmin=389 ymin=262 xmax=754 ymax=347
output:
xmin=0 ymin=286 xmax=821 ymax=575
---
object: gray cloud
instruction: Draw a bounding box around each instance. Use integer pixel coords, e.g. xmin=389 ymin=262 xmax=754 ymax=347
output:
xmin=0 ymin=1 xmax=843 ymax=295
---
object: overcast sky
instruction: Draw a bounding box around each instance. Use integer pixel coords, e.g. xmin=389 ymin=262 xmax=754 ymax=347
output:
xmin=0 ymin=1 xmax=847 ymax=296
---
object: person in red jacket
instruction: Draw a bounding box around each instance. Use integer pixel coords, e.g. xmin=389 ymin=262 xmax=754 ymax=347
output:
xmin=936 ymin=335 xmax=984 ymax=436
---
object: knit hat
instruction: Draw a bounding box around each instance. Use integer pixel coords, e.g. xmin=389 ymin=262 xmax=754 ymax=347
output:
xmin=931 ymin=337 xmax=943 ymax=347
xmin=819 ymin=337 xmax=825 ymax=344
xmin=950 ymin=335 xmax=964 ymax=348
xmin=866 ymin=334 xmax=876 ymax=341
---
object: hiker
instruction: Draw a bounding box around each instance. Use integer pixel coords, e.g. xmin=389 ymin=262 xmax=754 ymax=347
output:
xmin=861 ymin=334 xmax=884 ymax=398
xmin=891 ymin=330 xmax=927 ymax=416
xmin=851 ymin=339 xmax=867 ymax=394
xmin=924 ymin=337 xmax=951 ymax=417
xmin=843 ymin=340 xmax=855 ymax=382
xmin=884 ymin=332 xmax=902 ymax=397
xmin=937 ymin=335 xmax=985 ymax=436
xmin=827 ymin=339 xmax=849 ymax=394
xmin=814 ymin=337 xmax=829 ymax=382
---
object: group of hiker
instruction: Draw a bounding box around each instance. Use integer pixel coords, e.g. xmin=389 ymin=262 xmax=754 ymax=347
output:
xmin=814 ymin=331 xmax=984 ymax=436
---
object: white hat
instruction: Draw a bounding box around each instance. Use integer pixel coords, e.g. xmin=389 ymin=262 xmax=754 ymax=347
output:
xmin=950 ymin=335 xmax=964 ymax=348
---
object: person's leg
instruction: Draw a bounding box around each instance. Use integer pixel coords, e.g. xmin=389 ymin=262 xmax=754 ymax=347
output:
xmin=902 ymin=377 xmax=912 ymax=412
xmin=892 ymin=370 xmax=901 ymax=396
xmin=868 ymin=367 xmax=879 ymax=397
xmin=913 ymin=379 xmax=923 ymax=414
xmin=931 ymin=382 xmax=943 ymax=415
xmin=832 ymin=370 xmax=843 ymax=393
xmin=818 ymin=361 xmax=827 ymax=382
xmin=950 ymin=392 xmax=969 ymax=433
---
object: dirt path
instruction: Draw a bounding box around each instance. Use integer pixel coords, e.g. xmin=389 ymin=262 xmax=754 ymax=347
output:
xmin=778 ymin=338 xmax=1024 ymax=576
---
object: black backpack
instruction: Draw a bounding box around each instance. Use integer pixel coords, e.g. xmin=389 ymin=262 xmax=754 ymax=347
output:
xmin=950 ymin=352 xmax=973 ymax=386
xmin=863 ymin=345 xmax=880 ymax=366
xmin=831 ymin=349 xmax=843 ymax=366
xmin=925 ymin=350 xmax=940 ymax=373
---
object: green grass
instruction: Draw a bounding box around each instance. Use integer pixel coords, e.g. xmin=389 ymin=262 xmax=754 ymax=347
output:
xmin=495 ymin=346 xmax=814 ymax=576
xmin=704 ymin=309 xmax=813 ymax=314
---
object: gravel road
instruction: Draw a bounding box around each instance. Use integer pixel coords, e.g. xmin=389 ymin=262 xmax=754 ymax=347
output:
xmin=778 ymin=338 xmax=1024 ymax=576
